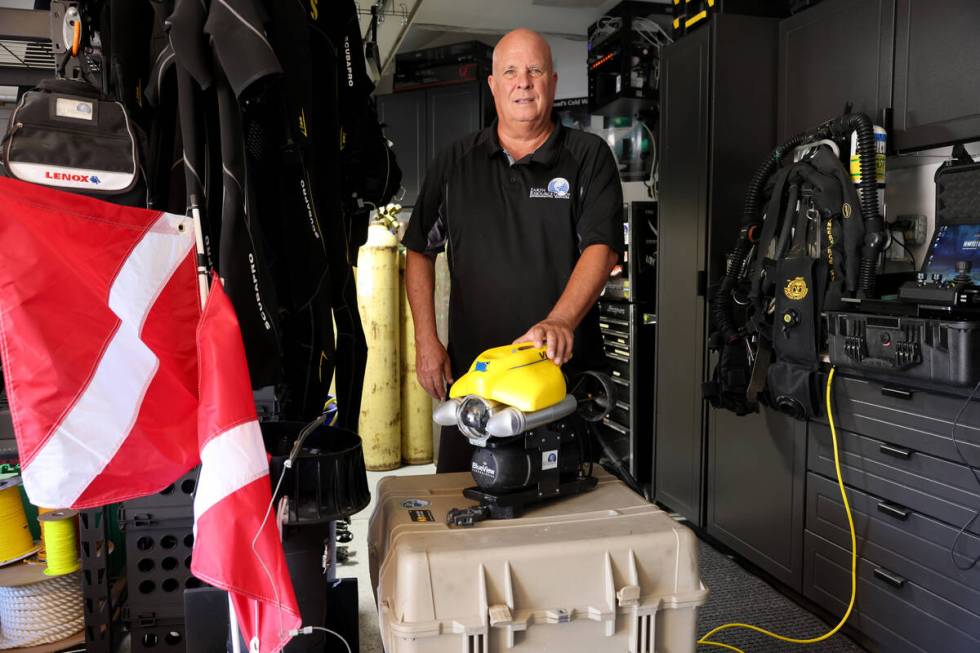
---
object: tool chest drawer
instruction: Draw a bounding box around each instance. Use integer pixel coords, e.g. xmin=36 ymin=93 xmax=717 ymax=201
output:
xmin=804 ymin=531 xmax=980 ymax=653
xmin=809 ymin=423 xmax=980 ymax=537
xmin=807 ymin=472 xmax=980 ymax=602
xmin=603 ymin=342 xmax=630 ymax=365
xmin=603 ymin=338 xmax=630 ymax=360
xmin=816 ymin=374 xmax=980 ymax=468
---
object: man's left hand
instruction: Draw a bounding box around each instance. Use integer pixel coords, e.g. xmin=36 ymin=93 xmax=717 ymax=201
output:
xmin=514 ymin=317 xmax=574 ymax=365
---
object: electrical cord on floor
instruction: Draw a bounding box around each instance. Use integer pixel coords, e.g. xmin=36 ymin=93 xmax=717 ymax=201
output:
xmin=697 ymin=367 xmax=857 ymax=653
xmin=289 ymin=625 xmax=352 ymax=653
xmin=948 ymin=377 xmax=980 ymax=571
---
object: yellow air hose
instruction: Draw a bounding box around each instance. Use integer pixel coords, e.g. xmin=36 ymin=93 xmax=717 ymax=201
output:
xmin=698 ymin=367 xmax=857 ymax=652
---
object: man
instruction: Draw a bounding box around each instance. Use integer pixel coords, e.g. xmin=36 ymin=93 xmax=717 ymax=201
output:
xmin=403 ymin=28 xmax=623 ymax=472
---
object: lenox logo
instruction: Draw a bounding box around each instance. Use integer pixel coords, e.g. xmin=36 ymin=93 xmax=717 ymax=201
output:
xmin=45 ymin=171 xmax=101 ymax=185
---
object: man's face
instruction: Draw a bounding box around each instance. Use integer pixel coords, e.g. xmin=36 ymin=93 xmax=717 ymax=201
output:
xmin=488 ymin=34 xmax=557 ymax=128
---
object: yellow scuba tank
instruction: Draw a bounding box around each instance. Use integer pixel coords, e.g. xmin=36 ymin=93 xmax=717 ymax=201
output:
xmin=399 ymin=249 xmax=433 ymax=465
xmin=356 ymin=223 xmax=401 ymax=471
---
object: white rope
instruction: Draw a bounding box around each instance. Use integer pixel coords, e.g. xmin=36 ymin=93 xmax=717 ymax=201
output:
xmin=0 ymin=572 xmax=84 ymax=649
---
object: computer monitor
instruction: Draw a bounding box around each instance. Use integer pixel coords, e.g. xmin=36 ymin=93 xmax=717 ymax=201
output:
xmin=922 ymin=223 xmax=980 ymax=283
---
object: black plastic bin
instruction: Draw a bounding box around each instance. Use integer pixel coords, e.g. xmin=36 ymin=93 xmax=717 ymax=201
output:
xmin=261 ymin=421 xmax=371 ymax=526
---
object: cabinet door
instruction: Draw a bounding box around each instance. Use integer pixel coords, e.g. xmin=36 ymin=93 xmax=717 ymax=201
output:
xmin=654 ymin=24 xmax=711 ymax=525
xmin=377 ymin=91 xmax=426 ymax=207
xmin=707 ymin=408 xmax=807 ymax=591
xmin=426 ymin=84 xmax=483 ymax=165
xmin=778 ymin=0 xmax=895 ymax=141
xmin=892 ymin=0 xmax=980 ymax=151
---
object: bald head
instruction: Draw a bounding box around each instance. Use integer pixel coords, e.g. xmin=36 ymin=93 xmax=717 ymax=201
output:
xmin=492 ymin=29 xmax=554 ymax=73
xmin=489 ymin=28 xmax=558 ymax=132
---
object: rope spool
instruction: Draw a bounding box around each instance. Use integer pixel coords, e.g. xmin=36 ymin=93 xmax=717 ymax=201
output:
xmin=0 ymin=571 xmax=84 ymax=649
xmin=37 ymin=510 xmax=80 ymax=576
xmin=0 ymin=478 xmax=39 ymax=567
xmin=35 ymin=507 xmax=56 ymax=563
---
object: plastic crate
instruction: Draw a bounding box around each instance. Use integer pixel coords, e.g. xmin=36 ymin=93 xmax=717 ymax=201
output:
xmin=119 ymin=467 xmax=199 ymax=524
xmin=123 ymin=521 xmax=203 ymax=620
xmin=128 ymin=615 xmax=187 ymax=653
xmin=80 ymin=507 xmax=121 ymax=653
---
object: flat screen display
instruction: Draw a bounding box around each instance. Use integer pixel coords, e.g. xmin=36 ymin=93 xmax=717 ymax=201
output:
xmin=923 ymin=223 xmax=980 ymax=283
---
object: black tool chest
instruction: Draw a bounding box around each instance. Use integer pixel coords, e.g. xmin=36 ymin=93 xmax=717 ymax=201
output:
xmin=597 ymin=299 xmax=655 ymax=491
xmin=595 ymin=200 xmax=657 ymax=493
xmin=804 ymin=372 xmax=980 ymax=652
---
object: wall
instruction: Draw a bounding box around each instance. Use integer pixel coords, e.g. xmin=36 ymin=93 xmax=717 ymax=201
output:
xmin=547 ymin=36 xmax=588 ymax=100
xmin=885 ymin=142 xmax=980 ymax=267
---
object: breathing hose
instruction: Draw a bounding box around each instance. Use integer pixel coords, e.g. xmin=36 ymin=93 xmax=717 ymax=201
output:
xmin=711 ymin=131 xmax=808 ymax=344
xmin=710 ymin=113 xmax=883 ymax=345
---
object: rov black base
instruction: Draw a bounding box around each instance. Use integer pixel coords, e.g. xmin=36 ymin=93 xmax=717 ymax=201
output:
xmin=448 ymin=476 xmax=598 ymax=526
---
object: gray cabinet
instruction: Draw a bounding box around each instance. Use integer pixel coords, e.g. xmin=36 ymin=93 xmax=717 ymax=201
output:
xmin=804 ymin=373 xmax=980 ymax=652
xmin=655 ymin=24 xmax=711 ymax=524
xmin=778 ymin=0 xmax=895 ymax=142
xmin=707 ymin=409 xmax=807 ymax=591
xmin=655 ymin=14 xmax=778 ymax=526
xmin=377 ymin=82 xmax=493 ymax=207
xmin=892 ymin=0 xmax=980 ymax=151
xmin=780 ymin=0 xmax=980 ymax=151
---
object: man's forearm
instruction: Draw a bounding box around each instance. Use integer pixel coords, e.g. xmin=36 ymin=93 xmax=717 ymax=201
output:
xmin=548 ymin=244 xmax=619 ymax=328
xmin=405 ymin=249 xmax=440 ymax=343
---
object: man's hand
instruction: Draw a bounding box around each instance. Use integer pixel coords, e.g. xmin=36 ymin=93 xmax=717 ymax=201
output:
xmin=416 ymin=336 xmax=454 ymax=400
xmin=514 ymin=316 xmax=574 ymax=365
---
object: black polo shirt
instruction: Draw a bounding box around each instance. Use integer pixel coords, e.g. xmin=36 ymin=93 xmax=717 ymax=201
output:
xmin=402 ymin=119 xmax=624 ymax=378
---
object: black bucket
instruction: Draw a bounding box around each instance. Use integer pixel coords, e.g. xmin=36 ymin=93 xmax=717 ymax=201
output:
xmin=261 ymin=420 xmax=371 ymax=525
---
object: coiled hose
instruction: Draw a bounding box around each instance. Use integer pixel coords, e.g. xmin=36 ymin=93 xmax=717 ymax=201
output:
xmin=710 ymin=113 xmax=883 ymax=343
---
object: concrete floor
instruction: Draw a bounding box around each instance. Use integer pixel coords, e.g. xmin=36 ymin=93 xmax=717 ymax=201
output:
xmin=341 ymin=463 xmax=436 ymax=653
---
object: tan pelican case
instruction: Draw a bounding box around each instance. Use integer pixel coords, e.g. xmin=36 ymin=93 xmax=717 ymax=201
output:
xmin=368 ymin=470 xmax=708 ymax=653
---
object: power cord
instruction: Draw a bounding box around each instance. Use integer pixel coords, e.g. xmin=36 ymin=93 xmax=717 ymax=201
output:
xmin=948 ymin=377 xmax=980 ymax=571
xmin=698 ymin=367 xmax=857 ymax=652
xmin=289 ymin=625 xmax=352 ymax=653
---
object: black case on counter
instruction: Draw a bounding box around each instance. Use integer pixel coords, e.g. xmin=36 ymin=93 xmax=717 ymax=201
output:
xmin=826 ymin=311 xmax=980 ymax=386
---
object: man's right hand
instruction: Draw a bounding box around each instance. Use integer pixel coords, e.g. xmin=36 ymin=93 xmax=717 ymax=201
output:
xmin=416 ymin=337 xmax=454 ymax=400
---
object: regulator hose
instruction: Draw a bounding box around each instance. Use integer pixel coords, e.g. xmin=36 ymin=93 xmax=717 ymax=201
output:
xmin=710 ymin=112 xmax=883 ymax=343
xmin=827 ymin=112 xmax=883 ymax=296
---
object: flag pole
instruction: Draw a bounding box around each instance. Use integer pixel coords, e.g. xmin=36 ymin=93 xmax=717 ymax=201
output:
xmin=187 ymin=195 xmax=247 ymax=653
xmin=189 ymin=194 xmax=210 ymax=309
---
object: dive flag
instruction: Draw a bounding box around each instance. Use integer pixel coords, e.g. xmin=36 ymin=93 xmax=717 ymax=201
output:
xmin=0 ymin=177 xmax=200 ymax=508
xmin=191 ymin=279 xmax=301 ymax=653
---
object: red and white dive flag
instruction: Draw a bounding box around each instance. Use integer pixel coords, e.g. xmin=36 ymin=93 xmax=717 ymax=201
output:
xmin=191 ymin=280 xmax=301 ymax=653
xmin=0 ymin=177 xmax=200 ymax=508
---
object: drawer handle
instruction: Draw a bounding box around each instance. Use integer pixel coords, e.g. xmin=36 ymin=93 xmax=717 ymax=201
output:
xmin=879 ymin=443 xmax=912 ymax=459
xmin=881 ymin=386 xmax=913 ymax=400
xmin=877 ymin=502 xmax=910 ymax=521
xmin=873 ymin=567 xmax=907 ymax=589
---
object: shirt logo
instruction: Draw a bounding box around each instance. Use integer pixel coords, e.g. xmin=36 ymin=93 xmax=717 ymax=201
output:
xmin=529 ymin=176 xmax=571 ymax=200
